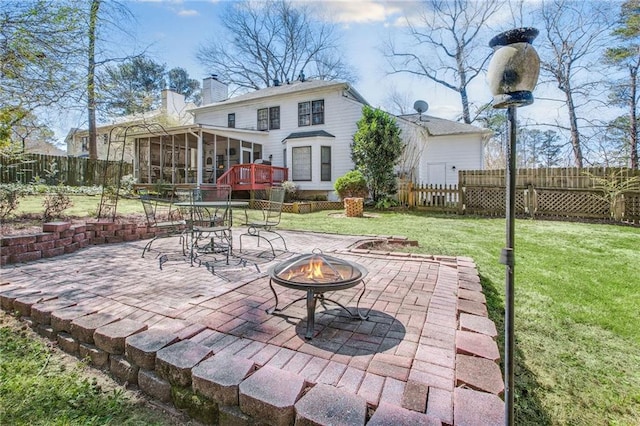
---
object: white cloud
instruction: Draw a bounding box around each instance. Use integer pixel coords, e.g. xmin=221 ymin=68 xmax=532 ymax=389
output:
xmin=306 ymin=0 xmax=410 ymax=24
xmin=177 ymin=9 xmax=199 ymax=17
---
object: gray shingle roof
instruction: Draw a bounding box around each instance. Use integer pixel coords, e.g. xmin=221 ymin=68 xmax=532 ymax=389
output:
xmin=200 ymin=80 xmax=367 ymax=107
xmin=398 ymin=114 xmax=490 ymax=136
xmin=284 ymin=130 xmax=336 ymax=140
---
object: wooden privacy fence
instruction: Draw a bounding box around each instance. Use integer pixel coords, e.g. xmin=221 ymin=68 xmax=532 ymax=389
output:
xmin=398 ymin=167 xmax=640 ymax=224
xmin=0 ymin=153 xmax=132 ymax=186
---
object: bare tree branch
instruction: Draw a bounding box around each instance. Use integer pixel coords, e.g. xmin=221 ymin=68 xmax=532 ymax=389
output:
xmin=383 ymin=0 xmax=503 ymax=124
xmin=196 ymin=0 xmax=354 ymax=94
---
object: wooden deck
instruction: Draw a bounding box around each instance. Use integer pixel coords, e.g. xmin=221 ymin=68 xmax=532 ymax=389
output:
xmin=216 ymin=164 xmax=288 ymax=191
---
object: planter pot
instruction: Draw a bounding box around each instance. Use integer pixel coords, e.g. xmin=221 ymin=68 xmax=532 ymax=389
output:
xmin=344 ymin=198 xmax=364 ymax=217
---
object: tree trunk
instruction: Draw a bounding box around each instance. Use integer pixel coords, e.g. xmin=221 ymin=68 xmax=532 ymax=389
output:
xmin=457 ymin=50 xmax=472 ymax=124
xmin=87 ymin=0 xmax=100 ymax=161
xmin=565 ymin=89 xmax=584 ymax=168
xmin=629 ymin=64 xmax=638 ymax=169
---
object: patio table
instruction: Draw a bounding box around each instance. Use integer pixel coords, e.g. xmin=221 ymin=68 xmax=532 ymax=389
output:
xmin=174 ymin=200 xmax=249 ymax=226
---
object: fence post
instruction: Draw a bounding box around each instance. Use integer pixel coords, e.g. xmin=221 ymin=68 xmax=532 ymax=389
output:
xmin=526 ymin=184 xmax=535 ymax=218
xmin=459 ymin=186 xmax=465 ymax=215
xmin=408 ymin=181 xmax=415 ymax=207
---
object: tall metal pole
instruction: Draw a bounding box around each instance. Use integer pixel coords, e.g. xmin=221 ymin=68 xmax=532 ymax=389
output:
xmin=501 ymin=105 xmax=517 ymax=426
xmin=487 ymin=27 xmax=539 ymax=426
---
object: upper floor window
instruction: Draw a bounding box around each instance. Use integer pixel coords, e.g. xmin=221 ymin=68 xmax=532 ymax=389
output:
xmin=257 ymin=108 xmax=268 ymax=131
xmin=228 ymin=113 xmax=235 ymax=128
xmin=298 ymin=100 xmax=324 ymax=126
xmin=312 ymin=100 xmax=324 ymax=125
xmin=269 ymin=106 xmax=280 ymax=130
xmin=81 ymin=136 xmax=88 ymax=151
xmin=257 ymin=106 xmax=280 ymax=130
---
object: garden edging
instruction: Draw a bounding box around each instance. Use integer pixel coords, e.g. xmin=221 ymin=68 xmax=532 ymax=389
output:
xmin=0 ymin=221 xmax=165 ymax=266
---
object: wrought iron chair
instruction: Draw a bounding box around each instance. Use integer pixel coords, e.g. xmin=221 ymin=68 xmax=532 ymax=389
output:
xmin=239 ymin=186 xmax=287 ymax=257
xmin=140 ymin=189 xmax=186 ymax=258
xmin=188 ymin=185 xmax=233 ymax=265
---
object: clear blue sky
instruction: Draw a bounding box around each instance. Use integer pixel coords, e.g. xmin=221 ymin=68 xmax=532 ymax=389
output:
xmin=112 ymin=0 xmax=472 ymax=117
xmin=56 ymin=0 xmax=620 ymax=145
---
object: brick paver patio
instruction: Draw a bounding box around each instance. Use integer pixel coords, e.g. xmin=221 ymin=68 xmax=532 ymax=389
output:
xmin=0 ymin=228 xmax=505 ymax=425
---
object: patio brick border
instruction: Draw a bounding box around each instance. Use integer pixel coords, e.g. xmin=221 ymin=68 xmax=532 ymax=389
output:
xmin=1 ymin=220 xmax=173 ymax=266
xmin=0 ymin=232 xmax=506 ymax=425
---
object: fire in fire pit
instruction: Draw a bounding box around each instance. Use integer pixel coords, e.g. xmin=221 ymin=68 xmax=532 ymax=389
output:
xmin=267 ymin=250 xmax=369 ymax=340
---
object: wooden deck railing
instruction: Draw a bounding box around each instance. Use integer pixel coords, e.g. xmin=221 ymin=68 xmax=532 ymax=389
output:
xmin=216 ymin=164 xmax=288 ymax=191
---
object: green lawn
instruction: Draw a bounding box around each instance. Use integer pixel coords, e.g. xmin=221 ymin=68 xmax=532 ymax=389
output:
xmin=280 ymin=210 xmax=640 ymax=425
xmin=0 ymin=313 xmax=183 ymax=425
xmin=2 ymin=198 xmax=639 ymax=425
xmin=13 ymin=195 xmax=144 ymax=218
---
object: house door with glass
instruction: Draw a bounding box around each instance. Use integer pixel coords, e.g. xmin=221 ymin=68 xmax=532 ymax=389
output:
xmin=241 ymin=147 xmax=252 ymax=164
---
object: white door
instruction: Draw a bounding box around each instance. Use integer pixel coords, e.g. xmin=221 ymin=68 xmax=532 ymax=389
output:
xmin=427 ymin=162 xmax=447 ymax=185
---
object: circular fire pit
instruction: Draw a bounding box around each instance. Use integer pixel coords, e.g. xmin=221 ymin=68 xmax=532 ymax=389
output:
xmin=267 ymin=250 xmax=369 ymax=340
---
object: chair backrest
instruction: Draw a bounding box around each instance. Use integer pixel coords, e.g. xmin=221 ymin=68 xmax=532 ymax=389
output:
xmin=172 ymin=187 xmax=193 ymax=222
xmin=195 ymin=185 xmax=232 ymax=203
xmin=264 ymin=186 xmax=285 ymax=226
xmin=139 ymin=189 xmax=158 ymax=227
xmin=192 ymin=185 xmax=232 ymax=228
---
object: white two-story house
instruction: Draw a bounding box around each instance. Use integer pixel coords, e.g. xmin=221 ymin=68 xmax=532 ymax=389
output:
xmin=127 ymin=75 xmax=489 ymax=199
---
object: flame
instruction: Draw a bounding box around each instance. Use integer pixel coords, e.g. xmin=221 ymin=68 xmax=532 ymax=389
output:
xmin=284 ymin=256 xmax=326 ymax=281
xmin=305 ymin=257 xmax=324 ymax=279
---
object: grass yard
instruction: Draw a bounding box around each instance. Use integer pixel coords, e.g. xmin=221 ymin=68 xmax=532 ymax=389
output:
xmin=13 ymin=194 xmax=145 ymax=218
xmin=280 ymin=210 xmax=640 ymax=425
xmin=2 ymin=196 xmax=639 ymax=425
xmin=0 ymin=313 xmax=190 ymax=425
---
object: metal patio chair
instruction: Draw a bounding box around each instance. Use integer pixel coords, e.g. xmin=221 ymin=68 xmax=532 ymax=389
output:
xmin=140 ymin=189 xmax=186 ymax=258
xmin=188 ymin=185 xmax=233 ymax=265
xmin=239 ymin=186 xmax=288 ymax=257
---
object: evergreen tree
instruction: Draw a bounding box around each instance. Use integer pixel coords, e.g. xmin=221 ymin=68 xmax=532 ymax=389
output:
xmin=351 ymin=106 xmax=404 ymax=204
xmin=604 ymin=0 xmax=639 ymax=169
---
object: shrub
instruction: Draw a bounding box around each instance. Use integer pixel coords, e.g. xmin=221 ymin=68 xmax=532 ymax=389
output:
xmin=120 ymin=174 xmax=137 ymax=196
xmin=374 ymin=197 xmax=399 ymax=210
xmin=0 ymin=184 xmax=23 ymax=220
xmin=42 ymin=187 xmax=73 ymax=221
xmin=334 ymin=170 xmax=368 ymax=200
xmin=281 ymin=180 xmax=298 ymax=202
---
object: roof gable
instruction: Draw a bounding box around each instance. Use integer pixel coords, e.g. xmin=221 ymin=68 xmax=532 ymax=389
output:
xmin=398 ymin=114 xmax=490 ymax=136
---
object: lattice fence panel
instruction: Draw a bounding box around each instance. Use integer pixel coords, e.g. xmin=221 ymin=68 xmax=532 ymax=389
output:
xmin=535 ymin=189 xmax=609 ymax=218
xmin=253 ymin=200 xmax=342 ymax=214
xmin=312 ymin=201 xmax=343 ymax=210
xmin=623 ymin=191 xmax=640 ymax=223
xmin=463 ymin=187 xmax=526 ymax=215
